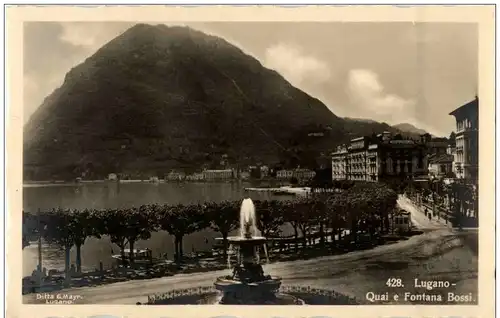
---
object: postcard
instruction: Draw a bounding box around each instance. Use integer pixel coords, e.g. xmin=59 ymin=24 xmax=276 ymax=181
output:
xmin=5 ymin=4 xmax=495 ymax=318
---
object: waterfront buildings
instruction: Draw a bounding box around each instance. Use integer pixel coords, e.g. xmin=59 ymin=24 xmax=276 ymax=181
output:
xmin=347 ymin=136 xmax=370 ymax=181
xmin=202 ymin=169 xmax=235 ymax=180
xmin=185 ymin=172 xmax=204 ymax=181
xmin=331 ymin=145 xmax=348 ymax=180
xmin=331 ymin=132 xmax=428 ymax=182
xmin=294 ymin=168 xmax=316 ymax=180
xmin=166 ymin=171 xmax=186 ymax=181
xmin=449 ymin=97 xmax=479 ymax=182
xmin=276 ymin=168 xmax=316 ymax=180
xmin=276 ymin=170 xmax=294 ymax=179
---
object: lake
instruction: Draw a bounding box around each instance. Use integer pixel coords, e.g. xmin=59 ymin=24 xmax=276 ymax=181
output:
xmin=22 ymin=181 xmax=296 ymax=277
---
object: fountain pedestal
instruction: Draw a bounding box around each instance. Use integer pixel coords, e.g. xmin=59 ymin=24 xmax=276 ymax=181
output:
xmin=214 ymin=237 xmax=286 ymax=304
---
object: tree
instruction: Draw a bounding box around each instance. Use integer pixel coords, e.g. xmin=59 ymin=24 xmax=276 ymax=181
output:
xmin=71 ymin=209 xmax=101 ymax=273
xmin=98 ymin=209 xmax=128 ymax=266
xmin=254 ymin=200 xmax=285 ymax=238
xmin=289 ymin=197 xmax=316 ymax=249
xmin=449 ymin=131 xmax=456 ymax=146
xmin=125 ymin=205 xmax=158 ymax=265
xmin=159 ymin=203 xmax=208 ymax=263
xmin=326 ymin=192 xmax=348 ymax=247
xmin=101 ymin=206 xmax=157 ymax=267
xmin=313 ymin=196 xmax=329 ymax=246
xmin=43 ymin=208 xmax=76 ymax=286
xmin=208 ymin=200 xmax=239 ymax=259
xmin=282 ymin=200 xmax=301 ymax=251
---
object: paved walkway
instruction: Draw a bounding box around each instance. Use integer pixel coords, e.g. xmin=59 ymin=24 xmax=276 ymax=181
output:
xmin=23 ymin=227 xmax=476 ymax=305
xmin=397 ymin=195 xmax=450 ymax=230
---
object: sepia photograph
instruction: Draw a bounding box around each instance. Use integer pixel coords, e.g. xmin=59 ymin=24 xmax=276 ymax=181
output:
xmin=5 ymin=5 xmax=495 ymax=317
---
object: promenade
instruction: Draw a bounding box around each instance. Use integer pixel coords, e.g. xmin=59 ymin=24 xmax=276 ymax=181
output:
xmin=23 ymin=225 xmax=477 ymax=305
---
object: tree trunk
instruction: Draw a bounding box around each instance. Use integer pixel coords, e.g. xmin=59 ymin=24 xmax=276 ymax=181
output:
xmin=129 ymin=240 xmax=135 ymax=267
xmin=75 ymin=243 xmax=82 ymax=273
xmin=174 ymin=237 xmax=179 ymax=263
xmin=64 ymin=245 xmax=71 ymax=287
xmin=293 ymin=225 xmax=299 ymax=251
xmin=319 ymin=223 xmax=325 ymax=246
xmin=179 ymin=236 xmax=184 ymax=261
xmin=351 ymin=219 xmax=358 ymax=242
xmin=300 ymin=228 xmax=307 ymax=249
xmin=119 ymin=242 xmax=126 ymax=268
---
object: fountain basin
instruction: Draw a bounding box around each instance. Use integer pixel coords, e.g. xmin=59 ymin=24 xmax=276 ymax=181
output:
xmin=147 ymin=285 xmax=359 ymax=305
xmin=214 ymin=275 xmax=282 ymax=304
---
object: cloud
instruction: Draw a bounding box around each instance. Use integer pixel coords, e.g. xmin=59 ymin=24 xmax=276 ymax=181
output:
xmin=264 ymin=43 xmax=331 ymax=87
xmin=346 ymin=69 xmax=416 ymax=124
xmin=23 ymin=22 xmax=132 ymax=123
xmin=60 ymin=22 xmax=130 ymax=49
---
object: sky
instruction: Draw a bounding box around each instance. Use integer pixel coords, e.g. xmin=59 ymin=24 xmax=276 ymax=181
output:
xmin=23 ymin=21 xmax=478 ymax=137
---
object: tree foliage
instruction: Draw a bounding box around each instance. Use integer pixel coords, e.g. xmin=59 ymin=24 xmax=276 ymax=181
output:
xmin=24 ymin=182 xmax=400 ymax=272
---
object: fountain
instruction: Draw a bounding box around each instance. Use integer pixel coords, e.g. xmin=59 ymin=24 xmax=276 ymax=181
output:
xmin=147 ymin=198 xmax=359 ymax=305
xmin=213 ymin=198 xmax=303 ymax=305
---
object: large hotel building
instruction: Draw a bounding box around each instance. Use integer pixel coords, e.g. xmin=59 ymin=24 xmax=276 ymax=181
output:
xmin=331 ymin=132 xmax=429 ymax=182
xmin=449 ymin=97 xmax=479 ymax=183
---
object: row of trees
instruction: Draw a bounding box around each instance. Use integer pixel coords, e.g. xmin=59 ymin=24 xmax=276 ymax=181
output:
xmin=400 ymin=178 xmax=478 ymax=227
xmin=23 ymin=182 xmax=398 ymax=284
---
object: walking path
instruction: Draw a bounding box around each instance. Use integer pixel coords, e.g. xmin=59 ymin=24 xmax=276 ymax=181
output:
xmin=397 ymin=195 xmax=450 ymax=230
xmin=23 ymin=227 xmax=476 ymax=305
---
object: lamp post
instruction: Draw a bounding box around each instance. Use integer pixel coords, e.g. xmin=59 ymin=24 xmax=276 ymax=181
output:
xmin=37 ymin=208 xmax=43 ymax=290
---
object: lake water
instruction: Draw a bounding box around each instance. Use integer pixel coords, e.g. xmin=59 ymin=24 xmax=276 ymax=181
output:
xmin=22 ymin=181 xmax=295 ymax=277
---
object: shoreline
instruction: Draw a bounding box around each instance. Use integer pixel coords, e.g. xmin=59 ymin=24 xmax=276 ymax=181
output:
xmin=23 ymin=179 xmax=277 ymax=186
xmin=22 ymin=229 xmax=423 ymax=295
xmin=23 ymin=227 xmax=476 ymax=304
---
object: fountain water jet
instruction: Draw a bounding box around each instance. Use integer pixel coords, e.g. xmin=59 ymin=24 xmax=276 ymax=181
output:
xmin=146 ymin=198 xmax=358 ymax=305
xmin=213 ymin=198 xmax=303 ymax=305
xmin=239 ymin=198 xmax=259 ymax=238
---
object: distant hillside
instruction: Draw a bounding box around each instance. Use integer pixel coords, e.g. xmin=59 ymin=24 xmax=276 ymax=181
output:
xmin=392 ymin=123 xmax=428 ymax=136
xmin=24 ymin=24 xmax=407 ymax=181
xmin=343 ymin=117 xmax=379 ymax=124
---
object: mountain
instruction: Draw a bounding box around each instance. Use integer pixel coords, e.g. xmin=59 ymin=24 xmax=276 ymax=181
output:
xmin=392 ymin=123 xmax=428 ymax=136
xmin=24 ymin=24 xmax=345 ymax=180
xmin=24 ymin=24 xmax=403 ymax=181
xmin=342 ymin=117 xmax=379 ymax=124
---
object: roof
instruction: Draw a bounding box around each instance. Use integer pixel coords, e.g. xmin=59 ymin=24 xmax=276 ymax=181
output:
xmin=449 ymin=97 xmax=479 ymax=117
xmin=350 ymin=136 xmax=365 ymax=142
xmin=429 ymin=154 xmax=454 ymax=164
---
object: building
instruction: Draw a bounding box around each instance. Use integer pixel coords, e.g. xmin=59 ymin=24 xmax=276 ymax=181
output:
xmin=379 ymin=138 xmax=428 ymax=180
xmin=331 ymin=145 xmax=348 ymax=180
xmin=293 ymin=168 xmax=316 ymax=180
xmin=347 ymin=136 xmax=371 ymax=181
xmin=260 ymin=165 xmax=270 ymax=178
xmin=367 ymin=143 xmax=380 ymax=182
xmin=331 ymin=132 xmax=428 ymax=182
xmin=166 ymin=171 xmax=186 ymax=181
xmin=449 ymin=97 xmax=479 ymax=182
xmin=426 ymin=137 xmax=449 ymax=157
xmin=428 ymin=154 xmax=454 ymax=178
xmin=149 ymin=176 xmax=160 ymax=183
xmin=202 ymin=169 xmax=234 ymax=180
xmin=185 ymin=172 xmax=204 ymax=181
xmin=276 ymin=170 xmax=293 ymax=179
